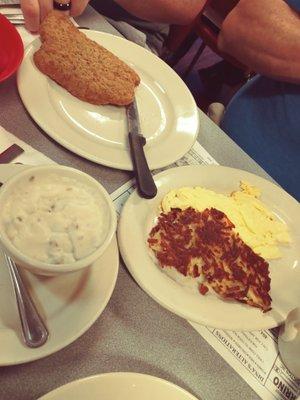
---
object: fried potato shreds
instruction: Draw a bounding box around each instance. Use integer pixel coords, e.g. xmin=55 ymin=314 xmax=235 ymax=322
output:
xmin=148 ymin=208 xmax=272 ymax=312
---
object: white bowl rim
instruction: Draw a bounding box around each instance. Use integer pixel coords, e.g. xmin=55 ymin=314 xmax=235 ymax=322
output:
xmin=0 ymin=164 xmax=117 ymax=273
xmin=38 ymin=372 xmax=199 ymax=400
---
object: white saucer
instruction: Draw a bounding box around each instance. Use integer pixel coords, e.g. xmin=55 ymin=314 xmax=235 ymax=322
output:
xmin=118 ymin=165 xmax=300 ymax=331
xmin=0 ymin=164 xmax=119 ymax=366
xmin=17 ymin=31 xmax=199 ymax=170
xmin=38 ymin=372 xmax=199 ymax=400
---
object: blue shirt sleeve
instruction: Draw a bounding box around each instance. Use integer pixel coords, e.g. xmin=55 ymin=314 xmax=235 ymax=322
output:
xmin=286 ymin=0 xmax=300 ymax=11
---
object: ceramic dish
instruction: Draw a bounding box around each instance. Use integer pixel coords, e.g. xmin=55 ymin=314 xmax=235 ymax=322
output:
xmin=0 ymin=165 xmax=117 ymax=275
xmin=118 ymin=165 xmax=300 ymax=331
xmin=0 ymin=14 xmax=24 ymax=82
xmin=39 ymin=372 xmax=199 ymax=400
xmin=17 ymin=31 xmax=199 ymax=170
xmin=0 ymin=164 xmax=119 ymax=365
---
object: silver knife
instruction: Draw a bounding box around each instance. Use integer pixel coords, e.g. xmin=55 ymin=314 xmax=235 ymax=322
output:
xmin=126 ymin=99 xmax=157 ymax=199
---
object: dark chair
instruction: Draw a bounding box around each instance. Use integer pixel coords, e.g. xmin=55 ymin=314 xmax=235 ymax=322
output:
xmin=165 ymin=0 xmax=250 ymax=79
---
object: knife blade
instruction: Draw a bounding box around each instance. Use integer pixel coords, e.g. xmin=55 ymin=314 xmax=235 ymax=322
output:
xmin=126 ymin=99 xmax=157 ymax=199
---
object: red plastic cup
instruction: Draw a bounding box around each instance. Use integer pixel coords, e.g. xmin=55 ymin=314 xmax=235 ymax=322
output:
xmin=0 ymin=13 xmax=24 ymax=83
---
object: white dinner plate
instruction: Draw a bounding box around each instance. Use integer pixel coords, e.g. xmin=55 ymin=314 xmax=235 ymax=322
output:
xmin=38 ymin=372 xmax=199 ymax=400
xmin=17 ymin=31 xmax=199 ymax=171
xmin=0 ymin=164 xmax=119 ymax=366
xmin=118 ymin=165 xmax=300 ymax=331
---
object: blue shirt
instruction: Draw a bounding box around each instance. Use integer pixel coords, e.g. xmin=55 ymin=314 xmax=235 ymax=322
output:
xmin=221 ymin=0 xmax=300 ymax=200
xmin=286 ymin=0 xmax=300 ymax=9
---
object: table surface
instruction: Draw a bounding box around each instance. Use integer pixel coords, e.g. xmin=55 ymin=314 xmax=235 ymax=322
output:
xmin=0 ymin=6 xmax=271 ymax=400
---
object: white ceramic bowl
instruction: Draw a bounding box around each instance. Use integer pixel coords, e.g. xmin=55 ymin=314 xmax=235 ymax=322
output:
xmin=0 ymin=165 xmax=117 ymax=275
xmin=38 ymin=372 xmax=199 ymax=400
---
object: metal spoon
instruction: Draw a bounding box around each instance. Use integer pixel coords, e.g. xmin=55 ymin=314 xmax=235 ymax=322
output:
xmin=5 ymin=254 xmax=49 ymax=348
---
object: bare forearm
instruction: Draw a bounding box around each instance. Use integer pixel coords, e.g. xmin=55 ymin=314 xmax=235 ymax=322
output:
xmin=114 ymin=0 xmax=205 ymax=25
xmin=218 ymin=0 xmax=300 ymax=83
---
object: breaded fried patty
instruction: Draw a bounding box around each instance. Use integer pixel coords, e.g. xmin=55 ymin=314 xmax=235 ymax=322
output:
xmin=34 ymin=11 xmax=140 ymax=106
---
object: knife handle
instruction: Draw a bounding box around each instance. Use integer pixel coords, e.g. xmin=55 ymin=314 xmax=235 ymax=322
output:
xmin=128 ymin=132 xmax=157 ymax=199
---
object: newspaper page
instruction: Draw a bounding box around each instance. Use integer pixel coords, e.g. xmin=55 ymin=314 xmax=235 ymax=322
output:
xmin=190 ymin=323 xmax=299 ymax=400
xmin=110 ymin=140 xmax=300 ymax=400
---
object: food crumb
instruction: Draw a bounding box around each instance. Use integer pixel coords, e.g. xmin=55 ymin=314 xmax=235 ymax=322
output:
xmin=199 ymin=283 xmax=209 ymax=295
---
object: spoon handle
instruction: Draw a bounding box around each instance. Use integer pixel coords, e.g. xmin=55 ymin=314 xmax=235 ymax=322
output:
xmin=5 ymin=255 xmax=49 ymax=348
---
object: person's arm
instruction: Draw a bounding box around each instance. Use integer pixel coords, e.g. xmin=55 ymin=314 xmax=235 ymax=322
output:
xmin=218 ymin=0 xmax=300 ymax=83
xmin=114 ymin=0 xmax=206 ymax=25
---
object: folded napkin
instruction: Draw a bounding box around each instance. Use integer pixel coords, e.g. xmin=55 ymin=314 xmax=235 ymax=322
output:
xmin=0 ymin=126 xmax=53 ymax=165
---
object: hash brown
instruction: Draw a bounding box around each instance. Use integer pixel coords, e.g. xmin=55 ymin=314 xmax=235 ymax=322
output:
xmin=148 ymin=207 xmax=272 ymax=312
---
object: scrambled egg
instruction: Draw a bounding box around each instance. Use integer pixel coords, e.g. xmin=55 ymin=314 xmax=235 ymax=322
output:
xmin=161 ymin=181 xmax=291 ymax=259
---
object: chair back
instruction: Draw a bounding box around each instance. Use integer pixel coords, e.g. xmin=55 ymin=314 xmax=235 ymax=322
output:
xmin=203 ymin=0 xmax=239 ymax=28
xmin=165 ymin=0 xmax=251 ymax=78
xmin=196 ymin=0 xmax=250 ymax=72
xmin=165 ymin=0 xmax=239 ymax=54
